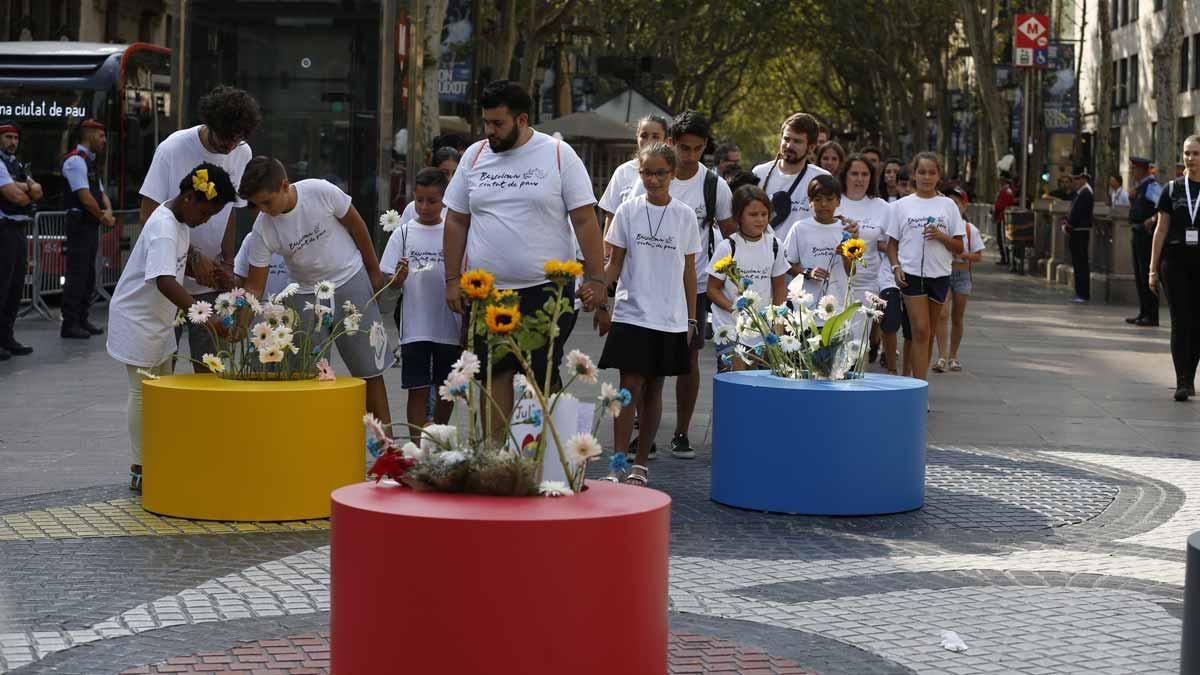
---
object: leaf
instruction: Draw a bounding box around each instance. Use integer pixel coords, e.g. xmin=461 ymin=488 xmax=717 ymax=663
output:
xmin=820 ymin=302 xmax=861 ymax=346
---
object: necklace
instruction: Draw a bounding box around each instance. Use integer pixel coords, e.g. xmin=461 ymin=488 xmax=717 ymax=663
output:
xmin=645 ymin=202 xmax=668 ymax=239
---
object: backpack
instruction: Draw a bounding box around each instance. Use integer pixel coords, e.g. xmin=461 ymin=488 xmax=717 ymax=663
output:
xmin=702 ymin=169 xmax=719 ymax=259
xmin=726 ymin=233 xmax=780 ymax=261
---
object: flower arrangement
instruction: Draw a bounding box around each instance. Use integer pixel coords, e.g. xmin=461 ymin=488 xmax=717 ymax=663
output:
xmin=180 ymin=281 xmax=385 ymax=380
xmin=362 ymin=260 xmax=630 ymax=497
xmin=712 ymin=237 xmax=886 ymax=380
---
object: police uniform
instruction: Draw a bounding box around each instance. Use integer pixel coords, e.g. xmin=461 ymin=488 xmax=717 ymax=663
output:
xmin=60 ymin=120 xmax=107 ymax=338
xmin=0 ymin=121 xmax=35 ymax=358
xmin=1127 ymin=156 xmax=1161 ymax=326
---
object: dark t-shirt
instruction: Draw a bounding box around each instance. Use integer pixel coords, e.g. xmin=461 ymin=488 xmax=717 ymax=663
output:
xmin=1156 ymin=178 xmax=1200 ymax=245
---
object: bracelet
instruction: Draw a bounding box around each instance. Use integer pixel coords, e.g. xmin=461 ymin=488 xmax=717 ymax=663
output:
xmin=800 ymin=267 xmax=810 ymax=279
xmin=445 ymin=274 xmax=461 ymax=284
xmin=596 ymin=303 xmax=610 ymax=313
xmin=687 ymin=319 xmax=698 ymax=326
xmin=891 ymin=264 xmax=902 ymax=271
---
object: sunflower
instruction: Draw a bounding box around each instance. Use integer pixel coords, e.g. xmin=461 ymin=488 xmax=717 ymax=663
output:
xmin=489 ymin=288 xmax=518 ymax=305
xmin=485 ymin=305 xmax=522 ymax=334
xmin=712 ymin=254 xmax=735 ymax=274
xmin=841 ymin=238 xmax=867 ymax=261
xmin=543 ymin=259 xmax=584 ymax=283
xmin=460 ymin=269 xmax=495 ymax=300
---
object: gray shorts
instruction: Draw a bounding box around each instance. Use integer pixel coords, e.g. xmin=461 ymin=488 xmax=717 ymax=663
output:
xmin=291 ymin=268 xmax=393 ymax=379
xmin=949 ymin=268 xmax=973 ymax=295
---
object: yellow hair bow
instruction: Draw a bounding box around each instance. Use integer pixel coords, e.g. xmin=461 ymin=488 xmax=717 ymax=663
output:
xmin=192 ymin=169 xmax=218 ymax=200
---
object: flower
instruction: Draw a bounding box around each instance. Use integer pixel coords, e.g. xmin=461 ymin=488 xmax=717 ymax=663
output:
xmin=272 ymin=283 xmax=299 ymax=302
xmin=780 ymin=335 xmax=802 ymax=353
xmin=343 ymin=313 xmax=361 ymax=334
xmin=713 ymin=324 xmax=738 ymax=346
xmin=263 ymin=302 xmax=288 ymax=321
xmin=538 ymin=480 xmax=573 ymax=497
xmin=543 ymin=259 xmax=584 ymax=283
xmin=250 ymin=322 xmax=272 ymax=344
xmin=173 ymin=309 xmax=186 ymax=327
xmin=460 ymin=269 xmax=495 ymax=300
xmin=609 ymin=452 xmax=631 ymax=473
xmin=864 ymin=291 xmax=887 ymax=309
xmin=342 ymin=300 xmax=358 ymax=315
xmin=439 ymin=373 xmax=471 ymax=401
xmin=379 ymin=209 xmax=403 ymax=232
xmin=451 ymin=351 xmax=481 ymax=378
xmin=187 ymin=301 xmax=214 ymax=325
xmin=816 ymin=294 xmax=839 ymax=320
xmin=485 ymin=305 xmax=521 ymax=334
xmin=259 ymin=346 xmax=284 ymax=363
xmin=421 ymin=424 xmax=458 ymax=452
xmin=841 ymin=238 xmax=867 ymax=261
xmin=213 ymin=294 xmax=236 ymax=317
xmin=314 ymin=280 xmax=336 ymax=300
xmin=807 ymin=336 xmax=822 ymax=350
xmin=400 ymin=442 xmax=424 ymax=461
xmin=316 ymin=359 xmax=336 ymax=381
xmin=201 ymin=353 xmax=224 ymax=373
xmin=599 ymin=382 xmax=623 ymax=417
xmin=245 ymin=293 xmax=261 ymax=314
xmin=566 ymin=349 xmax=598 ymax=383
xmin=565 ymin=433 xmax=603 ymax=464
xmin=712 ymin=254 xmax=735 ymax=274
xmin=764 ymin=332 xmax=781 ymax=346
xmin=367 ymin=450 xmax=415 ymax=483
xmin=616 ymin=387 xmax=632 ymax=406
xmin=436 ymin=450 xmax=469 ymax=466
xmin=135 ymin=368 xmax=160 ymax=380
xmin=489 ymin=288 xmax=518 ymax=305
xmin=734 ymin=289 xmax=761 ymax=311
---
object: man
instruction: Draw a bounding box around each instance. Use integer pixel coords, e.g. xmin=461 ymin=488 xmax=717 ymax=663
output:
xmin=443 ymin=80 xmax=606 ymax=441
xmin=1126 ymin=156 xmax=1161 ymax=326
xmin=713 ymin=142 xmax=741 ymax=181
xmin=1064 ymin=167 xmax=1094 ymax=303
xmin=139 ymin=85 xmax=259 ymax=369
xmin=623 ymin=111 xmax=734 ymax=459
xmin=60 ymin=119 xmax=113 ymax=339
xmin=992 ymin=173 xmax=1015 ymax=265
xmin=0 ymin=121 xmax=41 ymax=358
xmin=751 ymin=113 xmax=829 ymax=243
xmin=1049 ymin=174 xmax=1074 ymax=200
xmin=1109 ymin=174 xmax=1130 ymax=206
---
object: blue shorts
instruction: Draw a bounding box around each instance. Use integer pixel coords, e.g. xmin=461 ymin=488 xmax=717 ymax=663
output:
xmin=400 ymin=341 xmax=461 ymax=390
xmin=900 ymin=274 xmax=950 ymax=304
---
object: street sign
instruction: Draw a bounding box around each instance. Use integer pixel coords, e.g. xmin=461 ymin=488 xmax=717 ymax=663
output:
xmin=1014 ymin=14 xmax=1049 ymax=69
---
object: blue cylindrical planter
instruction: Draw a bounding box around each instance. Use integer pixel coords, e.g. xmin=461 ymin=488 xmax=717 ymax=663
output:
xmin=1184 ymin=530 xmax=1200 ymax=674
xmin=711 ymin=371 xmax=927 ymax=515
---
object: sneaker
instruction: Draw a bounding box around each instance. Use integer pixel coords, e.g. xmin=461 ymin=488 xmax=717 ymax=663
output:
xmin=1069 ymin=296 xmax=1088 ymax=304
xmin=629 ymin=436 xmax=656 ymax=460
xmin=670 ymin=433 xmax=695 ymax=459
xmin=129 ymin=465 xmax=143 ymax=492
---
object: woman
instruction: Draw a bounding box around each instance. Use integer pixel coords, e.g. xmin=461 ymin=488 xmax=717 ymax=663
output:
xmin=598 ymin=114 xmax=671 ymax=235
xmin=837 ymin=153 xmax=891 ymax=361
xmin=882 ymin=157 xmax=903 ymax=202
xmin=817 ymin=140 xmax=845 ymax=177
xmin=885 ymin=152 xmax=965 ymax=383
xmin=933 ymin=185 xmax=985 ymax=373
xmin=1149 ymin=134 xmax=1200 ymax=401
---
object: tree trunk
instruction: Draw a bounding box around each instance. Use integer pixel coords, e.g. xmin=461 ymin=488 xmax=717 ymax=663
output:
xmin=494 ymin=0 xmax=520 ymax=83
xmin=1094 ymin=0 xmax=1114 ymax=203
xmin=1152 ymin=0 xmax=1184 ymax=180
xmin=420 ymin=0 xmax=450 ymax=155
xmin=959 ymin=0 xmax=1008 ymax=200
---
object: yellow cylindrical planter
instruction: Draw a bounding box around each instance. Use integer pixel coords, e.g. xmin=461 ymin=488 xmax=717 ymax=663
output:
xmin=142 ymin=374 xmax=365 ymax=521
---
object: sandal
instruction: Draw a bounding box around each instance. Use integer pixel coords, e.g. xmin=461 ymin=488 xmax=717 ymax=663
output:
xmin=932 ymin=358 xmax=947 ymax=373
xmin=948 ymin=358 xmax=962 ymax=372
xmin=624 ymin=465 xmax=649 ymax=486
xmin=129 ymin=465 xmax=143 ymax=493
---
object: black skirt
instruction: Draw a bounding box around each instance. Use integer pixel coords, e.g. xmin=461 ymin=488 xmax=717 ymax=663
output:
xmin=598 ymin=321 xmax=690 ymax=377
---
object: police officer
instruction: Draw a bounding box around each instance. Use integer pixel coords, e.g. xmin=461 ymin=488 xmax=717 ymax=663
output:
xmin=60 ymin=118 xmax=114 ymax=339
xmin=1126 ymin=156 xmax=1162 ymax=326
xmin=0 ymin=121 xmax=41 ymax=359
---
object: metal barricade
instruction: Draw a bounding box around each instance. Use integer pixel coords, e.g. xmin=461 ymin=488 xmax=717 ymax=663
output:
xmin=93 ymin=209 xmax=141 ymax=304
xmin=17 ymin=217 xmax=51 ymax=319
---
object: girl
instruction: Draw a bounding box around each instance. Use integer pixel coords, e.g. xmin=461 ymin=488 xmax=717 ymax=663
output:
xmin=837 ymin=154 xmax=891 ymax=347
xmin=882 ymin=158 xmax=904 ymax=202
xmin=783 ymin=174 xmax=858 ymax=319
xmin=106 ymin=163 xmax=237 ymax=491
xmin=817 ymin=140 xmax=845 ymax=177
xmin=595 ymin=143 xmax=699 ymax=486
xmin=885 ymin=152 xmax=965 ymax=383
xmin=598 ymin=114 xmax=671 ymax=237
xmin=933 ymin=186 xmax=985 ymax=373
xmin=707 ymin=185 xmax=789 ymax=371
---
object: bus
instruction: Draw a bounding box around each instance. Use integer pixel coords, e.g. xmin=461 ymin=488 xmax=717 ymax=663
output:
xmin=0 ymin=42 xmax=173 ymax=296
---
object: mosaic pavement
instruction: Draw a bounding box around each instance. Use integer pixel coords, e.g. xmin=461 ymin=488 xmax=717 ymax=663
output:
xmin=0 ymin=443 xmax=1192 ymax=674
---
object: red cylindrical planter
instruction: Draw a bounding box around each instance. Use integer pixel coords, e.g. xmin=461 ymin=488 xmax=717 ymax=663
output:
xmin=330 ymin=480 xmax=671 ymax=675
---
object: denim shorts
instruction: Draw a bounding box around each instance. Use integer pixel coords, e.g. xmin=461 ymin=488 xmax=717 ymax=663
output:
xmin=949 ymin=267 xmax=972 ymax=295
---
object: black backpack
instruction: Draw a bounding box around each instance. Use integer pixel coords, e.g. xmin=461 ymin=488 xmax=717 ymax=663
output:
xmin=726 ymin=233 xmax=780 ymax=262
xmin=702 ymin=169 xmax=719 ymax=258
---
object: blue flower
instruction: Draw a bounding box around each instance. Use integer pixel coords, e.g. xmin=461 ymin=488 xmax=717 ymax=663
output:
xmin=758 ymin=308 xmax=768 ymax=319
xmin=529 ymin=409 xmax=543 ymax=427
xmin=609 ymin=452 xmax=631 ymax=473
xmin=366 ymin=438 xmax=382 ymax=456
xmin=221 ymin=315 xmax=234 ymax=327
xmin=741 ymin=278 xmax=753 ymax=290
xmin=235 ymin=297 xmax=247 ymax=308
xmin=764 ymin=332 xmax=780 ymax=346
xmin=774 ymin=306 xmax=788 ymax=317
xmin=841 ymin=230 xmax=852 ymax=242
xmin=312 ymin=346 xmax=321 ymax=355
xmin=735 ymin=297 xmax=749 ymax=310
xmin=753 ymin=344 xmax=766 ymax=355
xmin=322 ymin=314 xmax=334 ymax=327
xmin=617 ymin=388 xmax=633 ymax=406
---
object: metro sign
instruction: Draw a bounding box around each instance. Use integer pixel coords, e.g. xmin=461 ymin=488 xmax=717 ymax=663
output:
xmin=1014 ymin=14 xmax=1049 ymax=68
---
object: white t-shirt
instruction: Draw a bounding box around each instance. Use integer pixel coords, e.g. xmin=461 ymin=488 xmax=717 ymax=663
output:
xmin=885 ymin=194 xmax=966 ymax=279
xmin=233 ymin=230 xmax=291 ymax=299
xmin=380 ymin=219 xmax=462 ymax=345
xmin=605 ymin=195 xmax=702 ymax=333
xmin=707 ymin=233 xmax=789 ymax=343
xmin=139 ymin=125 xmax=252 ymax=295
xmin=442 ymin=132 xmax=596 ymax=290
xmin=628 ymin=166 xmax=732 ymax=286
xmin=246 ymin=179 xmax=361 ymax=293
xmin=954 ymin=222 xmax=986 ymax=266
xmin=751 ymin=160 xmax=830 ymax=243
xmin=836 ymin=195 xmax=892 ymax=297
xmin=784 ymin=218 xmax=849 ymax=309
xmin=106 ymin=204 xmax=190 ymax=367
xmin=598 ymin=159 xmax=640 ymax=215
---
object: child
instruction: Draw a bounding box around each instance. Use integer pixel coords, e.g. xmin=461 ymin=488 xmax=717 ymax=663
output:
xmin=707 ymin=185 xmax=788 ymax=371
xmin=595 ymin=143 xmax=699 ymax=487
xmin=237 ymin=156 xmax=393 ymax=427
xmin=884 ymin=152 xmax=965 ymax=382
xmin=783 ymin=174 xmax=858 ymax=320
xmin=933 ymin=185 xmax=985 ymax=373
xmin=379 ymin=168 xmax=462 ymax=436
xmin=232 ymin=229 xmax=291 ymax=298
xmin=106 ymin=163 xmax=237 ymax=491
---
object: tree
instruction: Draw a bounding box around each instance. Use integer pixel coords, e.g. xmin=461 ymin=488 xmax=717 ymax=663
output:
xmin=1093 ymin=0 xmax=1114 ymax=205
xmin=1151 ymin=0 xmax=1184 ymax=181
xmin=419 ymin=0 xmax=451 ymax=156
xmin=958 ymin=0 xmax=1010 ymax=197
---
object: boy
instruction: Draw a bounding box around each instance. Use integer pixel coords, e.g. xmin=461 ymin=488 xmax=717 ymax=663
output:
xmin=380 ymin=168 xmax=461 ymax=435
xmin=238 ymin=156 xmax=393 ymax=428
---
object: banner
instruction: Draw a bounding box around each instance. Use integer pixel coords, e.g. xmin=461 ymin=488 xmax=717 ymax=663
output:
xmin=438 ymin=0 xmax=473 ymax=103
xmin=1043 ymin=42 xmax=1077 ymax=133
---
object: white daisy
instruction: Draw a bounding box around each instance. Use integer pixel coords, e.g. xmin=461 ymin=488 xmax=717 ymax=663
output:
xmin=342 ymin=299 xmax=358 ymax=315
xmin=272 ymin=283 xmax=299 ymax=302
xmin=807 ymin=336 xmax=822 ymax=350
xmin=436 ymin=450 xmax=469 ymax=466
xmin=538 ymin=481 xmax=574 ymax=497
xmin=187 ymin=301 xmax=213 ymax=325
xmin=737 ymin=289 xmax=761 ymax=308
xmin=452 ymin=351 xmax=481 ymax=378
xmin=201 ymin=353 xmax=225 ymax=373
xmin=713 ymin=324 xmax=738 ymax=346
xmin=272 ymin=325 xmax=294 ymax=348
xmin=565 ymin=433 xmax=603 ymax=464
xmin=815 ymin=295 xmax=839 ymax=320
xmin=438 ymin=372 xmax=471 ymax=402
xmin=565 ymin=349 xmax=598 ymax=383
xmin=421 ymin=424 xmax=458 ymax=452
xmin=379 ymin=209 xmax=403 ymax=232
xmin=245 ymin=293 xmax=262 ymax=314
xmin=213 ymin=294 xmax=236 ymax=317
xmin=314 ymin=280 xmax=336 ymax=300
xmin=400 ymin=441 xmax=425 ymax=461
xmin=262 ymin=303 xmax=287 ymax=321
xmin=343 ymin=313 xmax=361 ymax=334
xmin=599 ymin=382 xmax=622 ymax=417
xmin=779 ymin=335 xmax=802 ymax=353
xmin=259 ymin=346 xmax=284 ymax=364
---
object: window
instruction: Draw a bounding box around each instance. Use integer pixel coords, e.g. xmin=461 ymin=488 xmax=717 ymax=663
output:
xmin=1111 ymin=0 xmax=1120 ymax=27
xmin=1182 ymin=37 xmax=1191 ymax=93
xmin=1155 ymin=0 xmax=1164 ymax=10
xmin=1194 ymin=34 xmax=1200 ymax=89
xmin=1121 ymin=0 xmax=1129 ymax=25
xmin=1130 ymin=54 xmax=1139 ymax=101
xmin=1131 ymin=0 xmax=1139 ymax=21
xmin=1118 ymin=58 xmax=1128 ymax=107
